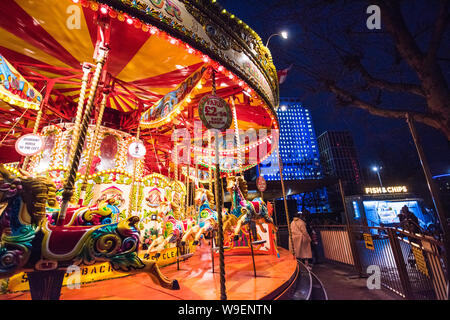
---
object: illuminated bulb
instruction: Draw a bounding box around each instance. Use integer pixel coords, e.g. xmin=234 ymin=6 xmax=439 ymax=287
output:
xmin=126 ymin=17 xmax=133 ymax=24
xmin=197 ymin=83 xmax=203 ymax=89
xmin=100 ymin=6 xmax=108 ymax=14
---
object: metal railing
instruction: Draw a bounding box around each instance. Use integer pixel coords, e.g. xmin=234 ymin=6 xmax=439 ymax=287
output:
xmin=314 ymin=224 xmax=448 ymax=300
xmin=317 ymin=225 xmax=355 ymax=266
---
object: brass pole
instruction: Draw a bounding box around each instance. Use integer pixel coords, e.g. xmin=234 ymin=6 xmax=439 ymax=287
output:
xmin=277 ymin=150 xmax=295 ymax=256
xmin=194 ymin=160 xmax=198 ymax=200
xmin=211 ymin=68 xmax=226 ymax=300
xmin=67 ymin=63 xmax=92 ymax=167
xmin=248 ymin=221 xmax=257 ymax=278
xmin=185 ymin=166 xmax=190 ymax=214
xmin=174 ymin=143 xmax=178 ymax=181
xmin=215 ymin=130 xmax=227 ymax=300
xmin=58 ymin=47 xmax=108 ymax=226
xmin=257 ymin=163 xmax=264 ymax=201
xmin=231 ymin=98 xmax=242 ymax=172
xmin=128 ymin=125 xmax=141 ymax=217
xmin=79 ymin=92 xmax=107 ymax=205
xmin=208 ymin=130 xmax=213 ymax=193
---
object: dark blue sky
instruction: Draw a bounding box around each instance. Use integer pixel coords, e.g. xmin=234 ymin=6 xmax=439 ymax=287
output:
xmin=220 ymin=0 xmax=450 ymax=180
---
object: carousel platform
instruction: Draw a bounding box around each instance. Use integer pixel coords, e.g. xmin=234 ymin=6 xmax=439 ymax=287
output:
xmin=1 ymin=245 xmax=298 ymax=300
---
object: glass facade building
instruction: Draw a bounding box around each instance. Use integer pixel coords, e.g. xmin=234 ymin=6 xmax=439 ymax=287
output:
xmin=260 ymin=98 xmax=329 ymax=213
xmin=317 ymin=131 xmax=363 ymax=212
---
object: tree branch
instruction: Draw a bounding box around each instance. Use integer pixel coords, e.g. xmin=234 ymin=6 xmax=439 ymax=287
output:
xmin=343 ymin=55 xmax=425 ymax=96
xmin=373 ymin=0 xmax=425 ymax=71
xmin=426 ymin=0 xmax=450 ymax=62
xmin=375 ymin=0 xmax=450 ymax=120
xmin=326 ymin=82 xmax=450 ymax=139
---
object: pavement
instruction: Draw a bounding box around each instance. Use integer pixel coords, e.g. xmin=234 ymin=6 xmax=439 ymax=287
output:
xmin=311 ymin=262 xmax=401 ymax=300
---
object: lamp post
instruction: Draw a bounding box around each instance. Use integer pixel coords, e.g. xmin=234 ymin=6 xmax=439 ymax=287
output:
xmin=265 ymin=31 xmax=288 ymax=47
xmin=372 ymin=166 xmax=383 ymax=188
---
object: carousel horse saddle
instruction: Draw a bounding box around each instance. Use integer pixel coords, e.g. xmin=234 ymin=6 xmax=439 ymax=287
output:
xmin=249 ymin=200 xmax=261 ymax=213
xmin=62 ymin=207 xmax=79 ymax=225
xmin=43 ymin=223 xmax=97 ymax=258
xmin=49 ymin=207 xmax=86 ymax=226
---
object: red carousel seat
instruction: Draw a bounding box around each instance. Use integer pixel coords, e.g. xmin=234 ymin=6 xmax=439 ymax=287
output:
xmin=62 ymin=207 xmax=78 ymax=225
xmin=45 ymin=224 xmax=95 ymax=256
xmin=250 ymin=200 xmax=261 ymax=213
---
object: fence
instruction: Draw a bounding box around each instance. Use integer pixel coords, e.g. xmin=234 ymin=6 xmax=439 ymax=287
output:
xmin=315 ymin=224 xmax=448 ymax=300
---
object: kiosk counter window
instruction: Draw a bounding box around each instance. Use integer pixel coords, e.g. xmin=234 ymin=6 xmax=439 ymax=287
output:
xmin=346 ymin=196 xmax=435 ymax=232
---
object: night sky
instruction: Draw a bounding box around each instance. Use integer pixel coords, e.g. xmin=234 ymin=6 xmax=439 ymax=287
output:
xmin=220 ymin=0 xmax=450 ymax=185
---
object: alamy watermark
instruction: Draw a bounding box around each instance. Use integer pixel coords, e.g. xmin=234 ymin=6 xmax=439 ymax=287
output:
xmin=366 ymin=5 xmax=381 ymax=30
xmin=366 ymin=265 xmax=381 ymax=290
xmin=66 ymin=4 xmax=81 ymax=30
xmin=171 ymin=121 xmax=280 ymax=172
xmin=66 ymin=265 xmax=81 ymax=290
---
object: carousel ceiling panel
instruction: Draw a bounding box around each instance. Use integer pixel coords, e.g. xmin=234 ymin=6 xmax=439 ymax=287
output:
xmin=82 ymin=6 xmax=155 ymax=77
xmin=16 ymin=0 xmax=95 ymax=65
xmin=0 ymin=0 xmax=81 ymax=68
xmin=117 ymin=35 xmax=203 ymax=83
xmin=0 ymin=29 xmax=71 ymax=69
xmin=130 ymin=62 xmax=204 ymax=88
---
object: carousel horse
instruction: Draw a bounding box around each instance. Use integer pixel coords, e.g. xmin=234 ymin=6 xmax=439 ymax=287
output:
xmin=180 ymin=187 xmax=219 ymax=246
xmin=144 ymin=202 xmax=196 ymax=259
xmin=163 ymin=202 xmax=196 ymax=245
xmin=47 ymin=197 xmax=120 ymax=227
xmin=226 ymin=175 xmax=276 ymax=241
xmin=0 ymin=165 xmax=179 ymax=299
xmin=142 ymin=214 xmax=165 ymax=257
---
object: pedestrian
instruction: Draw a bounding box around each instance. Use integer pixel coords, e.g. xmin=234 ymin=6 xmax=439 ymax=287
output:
xmin=289 ymin=212 xmax=312 ymax=268
xmin=398 ymin=206 xmax=407 ymax=225
xmin=398 ymin=205 xmax=422 ymax=267
xmin=398 ymin=205 xmax=421 ymax=234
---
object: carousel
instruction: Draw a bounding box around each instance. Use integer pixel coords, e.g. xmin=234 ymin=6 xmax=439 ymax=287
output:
xmin=0 ymin=0 xmax=298 ymax=300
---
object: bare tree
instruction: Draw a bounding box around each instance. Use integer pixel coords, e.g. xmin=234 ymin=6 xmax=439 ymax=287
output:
xmin=258 ymin=0 xmax=450 ymax=139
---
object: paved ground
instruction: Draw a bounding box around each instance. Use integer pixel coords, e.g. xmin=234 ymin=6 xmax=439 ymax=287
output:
xmin=311 ymin=262 xmax=401 ymax=300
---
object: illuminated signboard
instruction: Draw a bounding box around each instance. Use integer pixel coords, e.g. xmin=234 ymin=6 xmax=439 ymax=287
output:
xmin=365 ymin=186 xmax=408 ymax=195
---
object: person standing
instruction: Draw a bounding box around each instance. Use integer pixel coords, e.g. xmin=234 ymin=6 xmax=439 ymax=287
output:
xmin=289 ymin=212 xmax=312 ymax=268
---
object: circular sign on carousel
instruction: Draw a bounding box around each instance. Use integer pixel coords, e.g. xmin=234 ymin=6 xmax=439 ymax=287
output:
xmin=15 ymin=134 xmax=44 ymax=156
xmin=256 ymin=176 xmax=267 ymax=192
xmin=198 ymin=95 xmax=232 ymax=130
xmin=128 ymin=141 xmax=147 ymax=159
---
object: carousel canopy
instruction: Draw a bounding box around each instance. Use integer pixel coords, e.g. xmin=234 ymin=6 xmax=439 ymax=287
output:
xmin=0 ymin=0 xmax=280 ymax=176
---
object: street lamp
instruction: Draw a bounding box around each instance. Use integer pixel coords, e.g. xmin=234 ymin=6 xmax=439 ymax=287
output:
xmin=266 ymin=31 xmax=288 ymax=47
xmin=372 ymin=166 xmax=383 ymax=188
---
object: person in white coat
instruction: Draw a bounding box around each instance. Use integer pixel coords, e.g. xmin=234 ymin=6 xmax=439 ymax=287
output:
xmin=289 ymin=212 xmax=312 ymax=268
